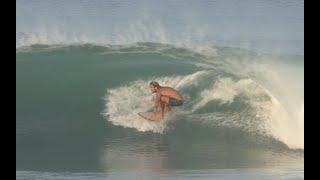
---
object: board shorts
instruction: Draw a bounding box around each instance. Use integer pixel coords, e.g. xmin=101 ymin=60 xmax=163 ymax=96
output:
xmin=168 ymin=98 xmax=183 ymax=106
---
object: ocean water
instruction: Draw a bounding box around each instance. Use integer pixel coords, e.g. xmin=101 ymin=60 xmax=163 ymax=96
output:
xmin=16 ymin=0 xmax=304 ymax=179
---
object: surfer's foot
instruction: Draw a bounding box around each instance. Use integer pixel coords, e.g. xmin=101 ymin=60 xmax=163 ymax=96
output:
xmin=152 ymin=112 xmax=163 ymax=120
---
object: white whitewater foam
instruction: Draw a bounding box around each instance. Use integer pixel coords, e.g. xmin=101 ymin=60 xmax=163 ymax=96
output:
xmin=191 ymin=76 xmax=303 ymax=149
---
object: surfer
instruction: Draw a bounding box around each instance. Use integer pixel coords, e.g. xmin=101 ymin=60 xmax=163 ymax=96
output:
xmin=149 ymin=81 xmax=183 ymax=119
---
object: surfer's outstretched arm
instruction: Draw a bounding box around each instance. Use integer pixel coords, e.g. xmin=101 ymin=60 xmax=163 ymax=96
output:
xmin=144 ymin=98 xmax=154 ymax=105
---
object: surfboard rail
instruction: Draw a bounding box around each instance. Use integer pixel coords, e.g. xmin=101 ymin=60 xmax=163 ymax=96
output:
xmin=138 ymin=112 xmax=162 ymax=121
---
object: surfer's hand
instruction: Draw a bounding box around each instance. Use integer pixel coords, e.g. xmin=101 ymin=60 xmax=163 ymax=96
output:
xmin=144 ymin=99 xmax=154 ymax=105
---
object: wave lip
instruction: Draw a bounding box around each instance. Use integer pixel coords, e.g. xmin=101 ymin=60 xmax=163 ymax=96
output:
xmin=16 ymin=24 xmax=218 ymax=56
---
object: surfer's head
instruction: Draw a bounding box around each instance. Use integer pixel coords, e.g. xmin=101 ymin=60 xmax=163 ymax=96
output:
xmin=149 ymin=81 xmax=160 ymax=93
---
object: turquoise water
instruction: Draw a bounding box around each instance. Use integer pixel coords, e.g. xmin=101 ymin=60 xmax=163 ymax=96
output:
xmin=16 ymin=44 xmax=303 ymax=179
xmin=16 ymin=1 xmax=303 ymax=179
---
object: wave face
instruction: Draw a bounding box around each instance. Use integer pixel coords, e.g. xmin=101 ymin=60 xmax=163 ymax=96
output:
xmin=17 ymin=43 xmax=304 ymax=151
xmin=98 ymin=43 xmax=304 ymax=149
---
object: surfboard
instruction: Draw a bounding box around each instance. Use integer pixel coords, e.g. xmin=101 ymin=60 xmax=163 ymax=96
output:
xmin=138 ymin=112 xmax=162 ymax=121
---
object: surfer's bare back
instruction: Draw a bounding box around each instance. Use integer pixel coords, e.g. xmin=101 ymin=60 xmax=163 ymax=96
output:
xmin=149 ymin=81 xmax=183 ymax=119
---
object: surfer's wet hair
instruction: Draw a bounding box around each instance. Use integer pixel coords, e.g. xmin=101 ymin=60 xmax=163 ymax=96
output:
xmin=150 ymin=81 xmax=160 ymax=88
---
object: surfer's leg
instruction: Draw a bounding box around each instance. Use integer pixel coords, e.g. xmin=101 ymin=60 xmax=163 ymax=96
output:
xmin=160 ymin=96 xmax=170 ymax=111
xmin=160 ymin=96 xmax=170 ymax=112
xmin=160 ymin=101 xmax=170 ymax=112
xmin=160 ymin=102 xmax=165 ymax=119
xmin=160 ymin=96 xmax=169 ymax=103
xmin=164 ymin=103 xmax=170 ymax=112
xmin=159 ymin=96 xmax=171 ymax=119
